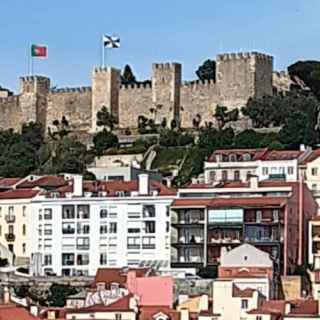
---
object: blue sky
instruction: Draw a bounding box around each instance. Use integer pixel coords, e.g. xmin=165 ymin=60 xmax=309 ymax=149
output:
xmin=1 ymin=0 xmax=320 ymax=91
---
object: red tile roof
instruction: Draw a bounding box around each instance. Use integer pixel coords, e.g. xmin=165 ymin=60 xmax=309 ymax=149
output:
xmin=17 ymin=176 xmax=68 ymax=189
xmin=68 ymin=294 xmax=134 ymax=313
xmin=0 ymin=178 xmax=22 ymax=188
xmin=93 ymin=267 xmax=151 ymax=288
xmin=208 ymin=148 xmax=268 ymax=162
xmin=247 ymin=300 xmax=286 ymax=315
xmin=139 ymin=306 xmax=180 ymax=320
xmin=0 ymin=305 xmax=39 ymax=320
xmin=172 ymin=197 xmax=287 ymax=208
xmin=232 ymin=285 xmax=255 ymax=298
xmin=0 ymin=189 xmax=41 ymax=200
xmin=288 ymin=299 xmax=318 ymax=316
xmin=301 ymin=149 xmax=320 ymax=165
xmin=261 ymin=150 xmax=303 ymax=161
xmin=56 ymin=180 xmax=176 ymax=197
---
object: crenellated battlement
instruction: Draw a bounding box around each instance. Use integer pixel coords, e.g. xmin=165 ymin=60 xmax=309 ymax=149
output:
xmin=0 ymin=95 xmax=19 ymax=104
xmin=120 ymin=82 xmax=152 ymax=90
xmin=20 ymin=75 xmax=49 ymax=83
xmin=182 ymin=79 xmax=216 ymax=90
xmin=50 ymin=86 xmax=92 ymax=94
xmin=273 ymin=70 xmax=289 ymax=78
xmin=216 ymin=51 xmax=273 ymax=63
xmin=152 ymin=62 xmax=180 ymax=70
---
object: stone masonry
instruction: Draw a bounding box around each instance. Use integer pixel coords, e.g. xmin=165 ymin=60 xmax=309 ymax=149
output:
xmin=0 ymin=51 xmax=292 ymax=134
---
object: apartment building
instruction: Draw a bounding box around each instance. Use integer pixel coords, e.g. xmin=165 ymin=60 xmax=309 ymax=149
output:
xmin=170 ymin=177 xmax=317 ymax=276
xmin=204 ymin=148 xmax=309 ymax=184
xmin=0 ymin=174 xmax=176 ymax=276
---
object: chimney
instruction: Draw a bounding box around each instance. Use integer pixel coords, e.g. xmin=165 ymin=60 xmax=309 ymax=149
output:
xmin=3 ymin=286 xmax=10 ymax=304
xmin=138 ymin=174 xmax=149 ymax=195
xmin=199 ymin=294 xmax=209 ymax=311
xmin=73 ymin=175 xmax=83 ymax=197
xmin=300 ymin=144 xmax=306 ymax=152
xmin=47 ymin=310 xmax=56 ymax=320
xmin=249 ymin=175 xmax=259 ymax=189
xmin=180 ymin=308 xmax=189 ymax=320
xmin=30 ymin=305 xmax=39 ymax=317
xmin=285 ymin=302 xmax=291 ymax=315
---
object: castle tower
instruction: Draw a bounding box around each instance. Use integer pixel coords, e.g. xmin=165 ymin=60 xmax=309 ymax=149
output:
xmin=19 ymin=76 xmax=50 ymax=125
xmin=91 ymin=67 xmax=121 ymax=132
xmin=151 ymin=63 xmax=182 ymax=126
xmin=216 ymin=52 xmax=273 ymax=108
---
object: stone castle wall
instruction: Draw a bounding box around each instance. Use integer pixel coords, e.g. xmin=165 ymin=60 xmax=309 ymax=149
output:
xmin=47 ymin=87 xmax=92 ymax=132
xmin=0 ymin=51 xmax=282 ymax=133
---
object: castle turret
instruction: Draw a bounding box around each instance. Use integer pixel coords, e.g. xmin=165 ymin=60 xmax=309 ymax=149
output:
xmin=91 ymin=67 xmax=121 ymax=132
xmin=152 ymin=62 xmax=182 ymax=126
xmin=19 ymin=75 xmax=50 ymax=125
xmin=216 ymin=52 xmax=273 ymax=107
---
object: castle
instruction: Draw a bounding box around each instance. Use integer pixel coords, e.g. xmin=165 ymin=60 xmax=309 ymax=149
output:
xmin=0 ymin=51 xmax=292 ymax=134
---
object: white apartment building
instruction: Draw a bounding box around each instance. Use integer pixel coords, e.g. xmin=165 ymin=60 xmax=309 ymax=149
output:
xmin=204 ymin=148 xmax=309 ymax=184
xmin=0 ymin=174 xmax=175 ymax=276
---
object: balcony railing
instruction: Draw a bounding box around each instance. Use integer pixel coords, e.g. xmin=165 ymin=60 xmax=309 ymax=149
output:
xmin=76 ymin=245 xmax=90 ymax=250
xmin=5 ymin=233 xmax=15 ymax=242
xmin=5 ymin=215 xmax=15 ymax=223
xmin=245 ymin=236 xmax=278 ymax=242
xmin=208 ymin=238 xmax=241 ymax=244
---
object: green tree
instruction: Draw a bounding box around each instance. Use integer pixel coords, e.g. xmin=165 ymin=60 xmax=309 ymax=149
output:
xmin=48 ymin=116 xmax=71 ymax=140
xmin=48 ymin=284 xmax=78 ymax=307
xmin=96 ymin=106 xmax=117 ymax=131
xmin=196 ymin=59 xmax=216 ymax=81
xmin=93 ymin=129 xmax=119 ymax=156
xmin=121 ymin=64 xmax=137 ymax=85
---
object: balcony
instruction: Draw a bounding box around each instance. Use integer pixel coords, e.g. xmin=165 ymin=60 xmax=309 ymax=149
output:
xmin=5 ymin=233 xmax=15 ymax=242
xmin=5 ymin=215 xmax=15 ymax=223
xmin=208 ymin=238 xmax=241 ymax=244
xmin=245 ymin=236 xmax=279 ymax=243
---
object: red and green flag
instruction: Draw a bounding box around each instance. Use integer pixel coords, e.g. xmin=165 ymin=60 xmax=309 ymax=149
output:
xmin=31 ymin=44 xmax=47 ymax=58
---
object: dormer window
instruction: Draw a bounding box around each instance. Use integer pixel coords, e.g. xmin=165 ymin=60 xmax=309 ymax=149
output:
xmin=229 ymin=154 xmax=237 ymax=162
xmin=153 ymin=312 xmax=169 ymax=320
xmin=243 ymin=153 xmax=251 ymax=161
xmin=115 ymin=191 xmax=125 ymax=197
xmin=216 ymin=154 xmax=222 ymax=162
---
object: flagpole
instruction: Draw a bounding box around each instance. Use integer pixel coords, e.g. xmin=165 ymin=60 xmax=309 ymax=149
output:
xmin=102 ymin=35 xmax=105 ymax=68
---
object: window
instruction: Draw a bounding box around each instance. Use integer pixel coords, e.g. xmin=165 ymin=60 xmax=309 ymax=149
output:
xmin=262 ymin=167 xmax=268 ymax=175
xmin=22 ymin=243 xmax=26 ymax=254
xmin=127 ymin=237 xmax=140 ymax=249
xmin=246 ymin=171 xmax=252 ymax=180
xmin=100 ymin=225 xmax=108 ymax=234
xmin=62 ymin=205 xmax=75 ymax=219
xmin=142 ymin=236 xmax=155 ymax=249
xmin=62 ymin=222 xmax=75 ymax=234
xmin=222 ymin=170 xmax=228 ymax=181
xmin=0 ymin=225 xmax=2 ymax=236
xmin=62 ymin=253 xmax=75 ymax=266
xmin=44 ymin=209 xmax=52 ymax=220
xmin=234 ymin=170 xmax=240 ymax=181
xmin=166 ymin=221 xmax=170 ymax=233
xmin=145 ymin=221 xmax=155 ymax=233
xmin=273 ymin=209 xmax=279 ymax=222
xmin=256 ymin=210 xmax=262 ymax=223
xmin=256 ymin=316 xmax=262 ymax=320
xmin=38 ymin=209 xmax=42 ymax=221
xmin=229 ymin=154 xmax=237 ymax=162
xmin=77 ymin=253 xmax=89 ymax=265
xmin=312 ymin=167 xmax=318 ymax=176
xmin=76 ymin=237 xmax=90 ymax=250
xmin=166 ymin=206 xmax=170 ymax=217
xmin=241 ymin=299 xmax=248 ymax=309
xmin=22 ymin=224 xmax=26 ymax=236
xmin=209 ymin=170 xmax=216 ymax=182
xmin=100 ymin=252 xmax=107 ymax=265
xmin=115 ymin=313 xmax=122 ymax=320
xmin=109 ymin=222 xmax=117 ymax=233
xmin=128 ymin=228 xmax=140 ymax=233
xmin=288 ymin=166 xmax=294 ymax=175
xmin=77 ymin=205 xmax=90 ymax=219
xmin=0 ymin=206 xmax=2 ymax=218
xmin=8 ymin=225 xmax=14 ymax=234
xmin=77 ymin=223 xmax=90 ymax=234
xmin=44 ymin=254 xmax=52 ymax=266
xmin=312 ymin=184 xmax=317 ymax=191
xmin=8 ymin=206 xmax=13 ymax=215
xmin=22 ymin=206 xmax=26 ymax=217
xmin=143 ymin=205 xmax=155 ymax=218
xmin=243 ymin=153 xmax=251 ymax=161
xmin=100 ymin=209 xmax=108 ymax=219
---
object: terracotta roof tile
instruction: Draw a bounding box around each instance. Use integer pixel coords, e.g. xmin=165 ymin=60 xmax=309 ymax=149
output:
xmin=232 ymin=285 xmax=255 ymax=298
xmin=301 ymin=149 xmax=320 ymax=165
xmin=17 ymin=176 xmax=68 ymax=189
xmin=0 ymin=178 xmax=22 ymax=188
xmin=93 ymin=267 xmax=151 ymax=288
xmin=247 ymin=300 xmax=286 ymax=315
xmin=68 ymin=294 xmax=134 ymax=313
xmin=139 ymin=306 xmax=180 ymax=320
xmin=0 ymin=305 xmax=39 ymax=320
xmin=172 ymin=197 xmax=287 ymax=208
xmin=0 ymin=189 xmax=40 ymax=200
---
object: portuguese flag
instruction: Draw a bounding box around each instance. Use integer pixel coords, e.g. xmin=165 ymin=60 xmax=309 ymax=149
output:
xmin=31 ymin=44 xmax=47 ymax=58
